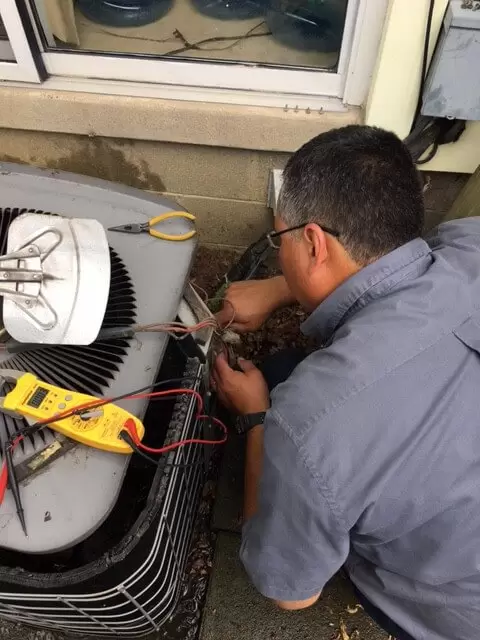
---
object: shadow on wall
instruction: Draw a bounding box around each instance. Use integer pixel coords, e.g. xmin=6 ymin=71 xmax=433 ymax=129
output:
xmin=0 ymin=137 xmax=166 ymax=193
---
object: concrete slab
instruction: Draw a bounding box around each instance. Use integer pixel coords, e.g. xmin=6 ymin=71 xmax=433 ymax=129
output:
xmin=200 ymin=533 xmax=389 ymax=640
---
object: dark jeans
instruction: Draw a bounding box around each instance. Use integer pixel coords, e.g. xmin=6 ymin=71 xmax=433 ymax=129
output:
xmin=258 ymin=347 xmax=307 ymax=392
xmin=352 ymin=586 xmax=415 ymax=640
xmin=259 ymin=348 xmax=416 ymax=640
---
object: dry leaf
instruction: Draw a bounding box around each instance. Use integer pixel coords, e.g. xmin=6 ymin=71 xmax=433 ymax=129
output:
xmin=339 ymin=619 xmax=350 ymax=640
xmin=336 ymin=619 xmax=361 ymax=640
xmin=346 ymin=604 xmax=364 ymax=615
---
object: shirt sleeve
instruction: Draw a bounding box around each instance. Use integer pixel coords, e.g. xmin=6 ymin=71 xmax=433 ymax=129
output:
xmin=427 ymin=217 xmax=480 ymax=251
xmin=240 ymin=410 xmax=350 ymax=602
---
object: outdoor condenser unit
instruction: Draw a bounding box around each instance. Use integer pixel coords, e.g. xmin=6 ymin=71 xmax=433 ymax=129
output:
xmin=0 ymin=163 xmax=215 ymax=637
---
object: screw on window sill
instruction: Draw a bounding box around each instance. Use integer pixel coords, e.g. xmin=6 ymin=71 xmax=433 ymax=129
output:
xmin=462 ymin=0 xmax=480 ymax=10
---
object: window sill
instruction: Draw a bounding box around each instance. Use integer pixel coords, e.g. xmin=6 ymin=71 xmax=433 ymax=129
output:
xmin=0 ymin=81 xmax=362 ymax=152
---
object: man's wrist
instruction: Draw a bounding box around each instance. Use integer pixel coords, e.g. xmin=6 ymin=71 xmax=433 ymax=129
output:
xmin=247 ymin=424 xmax=264 ymax=438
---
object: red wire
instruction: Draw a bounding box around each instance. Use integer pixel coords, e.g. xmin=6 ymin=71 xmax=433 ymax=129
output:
xmin=127 ymin=388 xmax=204 ymax=414
xmin=42 ymin=386 xmax=226 ymax=454
xmin=124 ymin=414 xmax=227 ymax=455
xmin=125 ymin=388 xmax=229 ymax=453
xmin=0 ymin=437 xmax=24 ymax=504
xmin=2 ymin=387 xmax=225 ymax=484
xmin=0 ymin=465 xmax=6 ymax=504
xmin=39 ymin=386 xmax=220 ymax=453
xmin=33 ymin=388 xmax=204 ymax=425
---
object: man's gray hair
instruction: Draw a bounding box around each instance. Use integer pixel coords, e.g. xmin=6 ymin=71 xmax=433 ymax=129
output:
xmin=276 ymin=125 xmax=424 ymax=265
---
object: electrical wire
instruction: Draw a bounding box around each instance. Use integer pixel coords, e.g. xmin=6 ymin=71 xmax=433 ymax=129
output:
xmin=416 ymin=142 xmax=439 ymax=165
xmin=87 ymin=26 xmax=179 ymax=46
xmin=190 ymin=281 xmax=210 ymax=303
xmin=119 ymin=430 xmax=206 ymax=469
xmin=5 ymin=375 xmax=202 ymax=445
xmin=32 ymin=387 xmax=203 ymax=433
xmin=138 ymin=319 xmax=217 ymax=332
xmin=403 ymin=0 xmax=445 ymax=166
xmin=0 ymin=302 xmax=235 ymax=453
xmin=0 ymin=436 xmax=24 ymax=502
xmin=0 ymin=379 xmax=226 ymax=503
xmin=1 ymin=303 xmax=236 ymax=354
xmin=134 ymin=318 xmax=218 ymax=339
xmin=0 ymin=318 xmax=219 ymax=353
xmin=0 ymin=309 xmax=234 ymax=462
xmin=86 ymin=21 xmax=271 ymax=55
xmin=412 ymin=0 xmax=435 ymax=126
xmin=123 ymin=414 xmax=227 ymax=455
xmin=404 ymin=0 xmax=438 ymax=163
xmin=6 ymin=385 xmax=227 ymax=459
xmin=216 ymin=298 xmax=236 ymax=331
xmin=163 ymin=22 xmax=271 ymax=56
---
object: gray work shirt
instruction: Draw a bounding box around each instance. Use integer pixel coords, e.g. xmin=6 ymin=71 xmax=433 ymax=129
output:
xmin=241 ymin=218 xmax=480 ymax=640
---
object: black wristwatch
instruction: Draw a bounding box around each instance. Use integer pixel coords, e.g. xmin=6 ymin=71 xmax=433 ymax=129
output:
xmin=235 ymin=412 xmax=266 ymax=435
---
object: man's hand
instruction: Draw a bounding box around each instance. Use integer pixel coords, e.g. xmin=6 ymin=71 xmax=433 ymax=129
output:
xmin=216 ymin=276 xmax=294 ymax=333
xmin=213 ymin=353 xmax=269 ymax=415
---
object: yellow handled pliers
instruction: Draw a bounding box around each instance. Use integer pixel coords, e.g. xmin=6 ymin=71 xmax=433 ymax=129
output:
xmin=108 ymin=211 xmax=196 ymax=242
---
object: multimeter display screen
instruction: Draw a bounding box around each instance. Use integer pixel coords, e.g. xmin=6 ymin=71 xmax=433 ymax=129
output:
xmin=27 ymin=387 xmax=49 ymax=408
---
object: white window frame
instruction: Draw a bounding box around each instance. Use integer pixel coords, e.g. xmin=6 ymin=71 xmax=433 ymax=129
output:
xmin=2 ymin=0 xmax=387 ymax=109
xmin=342 ymin=0 xmax=388 ymax=106
xmin=36 ymin=0 xmax=385 ymax=108
xmin=0 ymin=0 xmax=41 ymax=82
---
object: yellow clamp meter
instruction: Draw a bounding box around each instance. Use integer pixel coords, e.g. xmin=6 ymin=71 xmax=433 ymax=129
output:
xmin=1 ymin=371 xmax=144 ymax=454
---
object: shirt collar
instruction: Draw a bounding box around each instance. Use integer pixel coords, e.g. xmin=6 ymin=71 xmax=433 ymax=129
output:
xmin=301 ymin=238 xmax=433 ymax=343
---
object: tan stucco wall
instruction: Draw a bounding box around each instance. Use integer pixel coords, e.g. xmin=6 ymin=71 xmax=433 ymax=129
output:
xmin=0 ymin=41 xmax=471 ymax=250
xmin=0 ymin=87 xmax=363 ymax=247
xmin=0 ymin=86 xmax=360 ymax=154
xmin=0 ymin=128 xmax=467 ymax=248
xmin=0 ymin=128 xmax=290 ymax=247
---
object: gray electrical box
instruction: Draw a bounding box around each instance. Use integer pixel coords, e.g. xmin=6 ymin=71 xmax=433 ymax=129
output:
xmin=422 ymin=0 xmax=480 ymax=121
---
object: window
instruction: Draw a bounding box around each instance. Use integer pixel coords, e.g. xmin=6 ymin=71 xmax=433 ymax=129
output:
xmin=0 ymin=0 xmax=387 ymax=109
xmin=0 ymin=1 xmax=42 ymax=81
xmin=34 ymin=0 xmax=348 ymax=70
xmin=0 ymin=16 xmax=16 ymax=62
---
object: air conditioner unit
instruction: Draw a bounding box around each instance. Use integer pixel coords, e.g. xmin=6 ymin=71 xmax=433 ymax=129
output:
xmin=0 ymin=163 xmax=215 ymax=637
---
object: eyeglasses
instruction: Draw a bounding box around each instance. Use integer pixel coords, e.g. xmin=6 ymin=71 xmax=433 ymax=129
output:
xmin=266 ymin=223 xmax=340 ymax=249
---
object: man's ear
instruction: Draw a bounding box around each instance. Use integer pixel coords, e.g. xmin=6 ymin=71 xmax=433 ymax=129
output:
xmin=304 ymin=223 xmax=328 ymax=270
